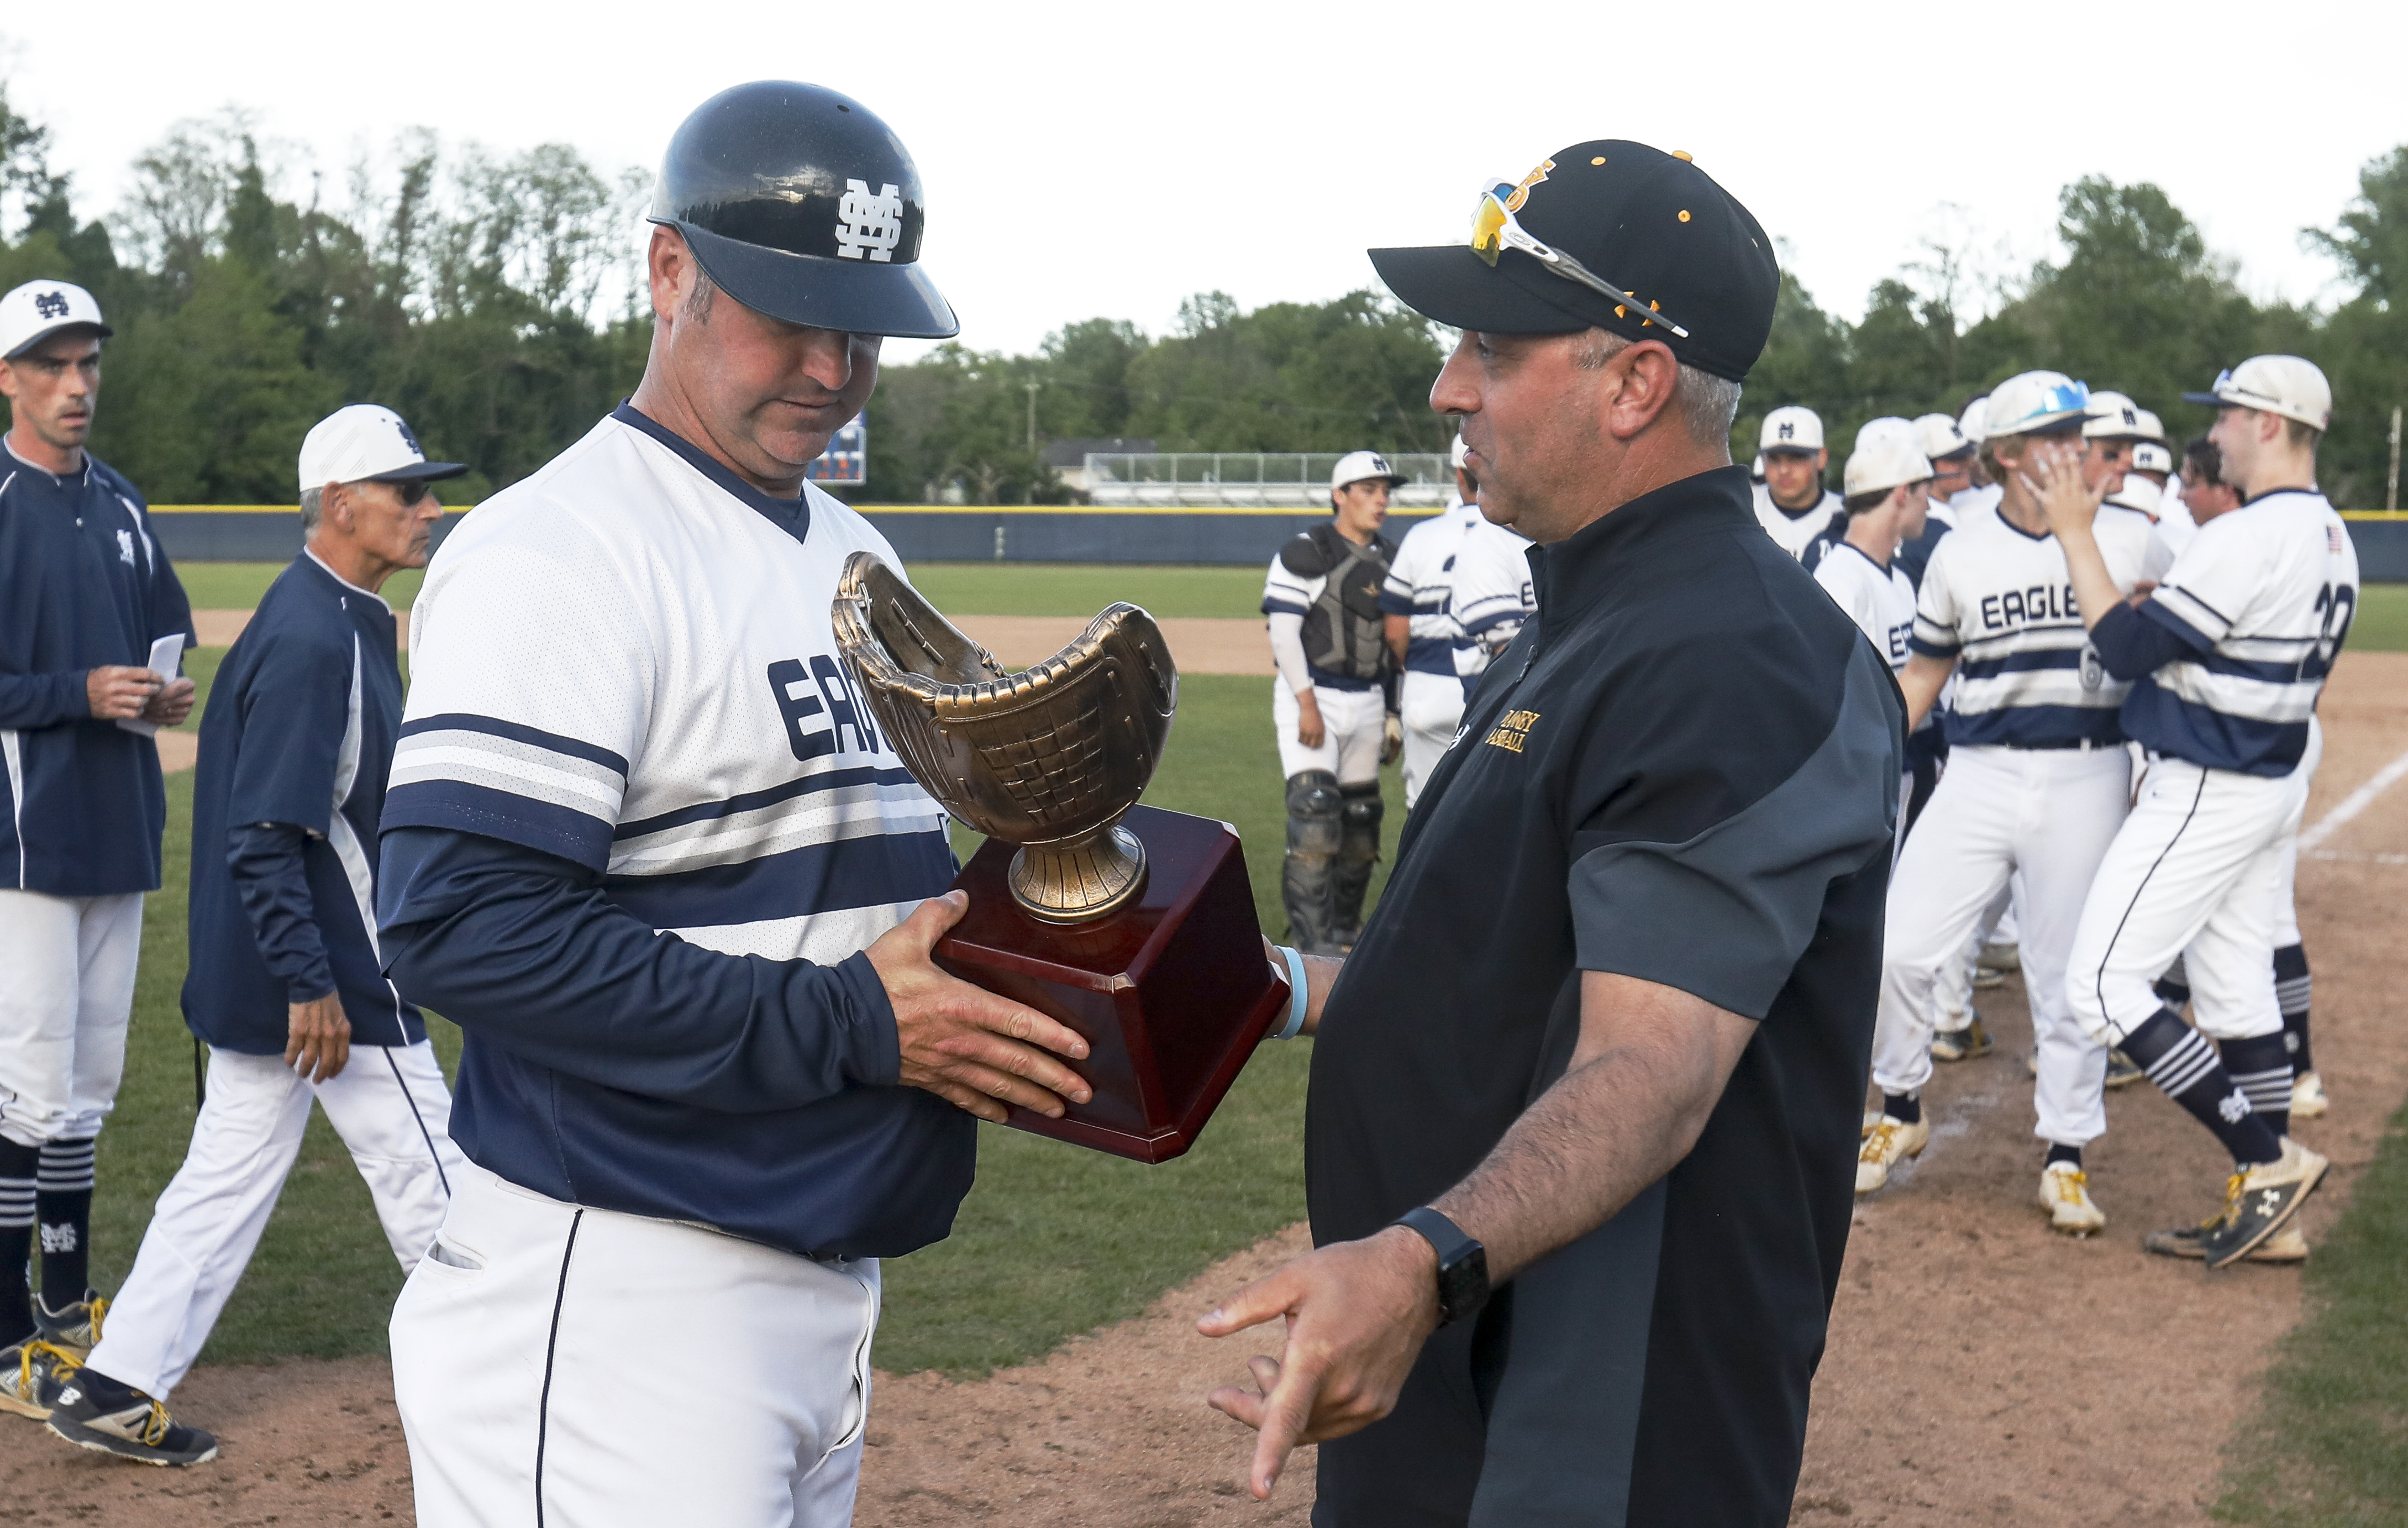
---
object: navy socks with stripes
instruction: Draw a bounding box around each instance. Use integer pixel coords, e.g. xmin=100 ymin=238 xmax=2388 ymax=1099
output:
xmin=2121 ymin=1009 xmax=2284 ymax=1167
xmin=2221 ymin=1032 xmax=2292 ymax=1141
xmin=2275 ymin=943 xmax=2313 ymax=1075
xmin=0 ymin=1138 xmax=36 ymax=1348
xmin=36 ymin=1137 xmax=96 ymax=1314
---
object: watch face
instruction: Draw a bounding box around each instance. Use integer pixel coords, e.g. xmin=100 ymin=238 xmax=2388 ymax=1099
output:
xmin=1437 ymin=1242 xmax=1491 ymax=1326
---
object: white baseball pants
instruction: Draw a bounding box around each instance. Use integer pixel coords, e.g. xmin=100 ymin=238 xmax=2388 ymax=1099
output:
xmin=85 ymin=1041 xmax=461 ymax=1399
xmin=2067 ymin=724 xmax=2321 ymax=1048
xmin=1874 ymin=745 xmax=2130 ymax=1146
xmin=1398 ymin=670 xmax=1465 ymax=808
xmin=1274 ymin=678 xmax=1386 ymax=785
xmin=0 ymin=890 xmax=141 ymax=1148
xmin=395 ymin=1164 xmax=880 ymax=1528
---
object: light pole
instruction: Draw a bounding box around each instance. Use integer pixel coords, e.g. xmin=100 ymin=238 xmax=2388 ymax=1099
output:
xmin=1025 ymin=381 xmax=1040 ymax=452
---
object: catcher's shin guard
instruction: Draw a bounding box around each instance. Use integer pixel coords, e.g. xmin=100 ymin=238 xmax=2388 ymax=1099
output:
xmin=1282 ymin=771 xmax=1344 ymax=955
xmin=1332 ymin=782 xmax=1385 ymax=947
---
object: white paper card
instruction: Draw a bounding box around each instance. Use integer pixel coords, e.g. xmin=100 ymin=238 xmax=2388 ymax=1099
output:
xmin=116 ymin=633 xmax=186 ymax=738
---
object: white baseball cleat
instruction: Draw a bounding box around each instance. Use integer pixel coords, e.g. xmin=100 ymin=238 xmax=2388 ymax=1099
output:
xmin=1856 ymin=1115 xmax=1929 ymax=1195
xmin=2291 ymin=1070 xmax=2328 ymax=1120
xmin=2037 ymin=1162 xmax=2106 ymax=1236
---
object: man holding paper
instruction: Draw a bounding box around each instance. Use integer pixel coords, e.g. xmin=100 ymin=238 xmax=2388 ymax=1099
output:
xmin=0 ymin=279 xmax=194 ymax=1390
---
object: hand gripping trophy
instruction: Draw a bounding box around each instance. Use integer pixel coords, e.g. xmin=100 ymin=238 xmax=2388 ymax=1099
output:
xmin=834 ymin=554 xmax=1290 ymax=1161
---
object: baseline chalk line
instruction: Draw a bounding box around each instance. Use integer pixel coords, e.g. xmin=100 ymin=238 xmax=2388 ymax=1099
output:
xmin=2300 ymin=741 xmax=2408 ymax=854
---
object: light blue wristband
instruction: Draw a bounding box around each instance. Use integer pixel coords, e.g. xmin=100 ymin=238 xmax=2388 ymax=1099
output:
xmin=1270 ymin=945 xmax=1310 ymax=1040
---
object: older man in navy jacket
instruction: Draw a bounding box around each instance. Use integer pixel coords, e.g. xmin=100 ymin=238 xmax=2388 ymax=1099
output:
xmin=0 ymin=280 xmax=194 ymax=1404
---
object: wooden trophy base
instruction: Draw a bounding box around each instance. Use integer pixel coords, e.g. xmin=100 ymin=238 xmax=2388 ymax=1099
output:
xmin=933 ymin=803 xmax=1287 ymax=1163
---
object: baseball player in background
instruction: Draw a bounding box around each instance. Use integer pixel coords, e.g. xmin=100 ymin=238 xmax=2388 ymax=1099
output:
xmin=1380 ymin=435 xmax=1482 ymax=808
xmin=1953 ymin=396 xmax=2004 ymax=517
xmin=38 ymin=406 xmax=471 ymax=1467
xmin=2049 ymin=357 xmax=2353 ymax=1266
xmin=2148 ymin=438 xmax=2324 ymax=1137
xmin=1816 ymin=428 xmax=1931 ymax=857
xmin=1752 ymin=404 xmax=1844 ymax=560
xmin=1893 ymin=412 xmax=1976 ymax=588
xmin=0 ymin=280 xmax=195 ymax=1419
xmin=372 ymin=83 xmax=1093 ymax=1526
xmin=1264 ymin=451 xmax=1403 ymax=953
xmin=1445 ymin=486 xmax=1536 ymax=692
xmin=1858 ymin=372 xmax=2172 ymax=1237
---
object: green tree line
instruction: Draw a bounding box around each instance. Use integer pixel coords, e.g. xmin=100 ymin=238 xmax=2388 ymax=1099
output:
xmin=6 ymin=80 xmax=2406 ymax=509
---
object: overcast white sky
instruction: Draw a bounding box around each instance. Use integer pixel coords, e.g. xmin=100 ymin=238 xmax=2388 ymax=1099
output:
xmin=8 ymin=1 xmax=2404 ymax=363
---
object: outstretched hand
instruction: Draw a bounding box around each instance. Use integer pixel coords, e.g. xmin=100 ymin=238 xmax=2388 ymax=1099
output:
xmin=868 ymin=890 xmax=1093 ymax=1122
xmin=2023 ymin=440 xmax=2104 ymax=540
xmin=1197 ymin=1226 xmax=1440 ymax=1499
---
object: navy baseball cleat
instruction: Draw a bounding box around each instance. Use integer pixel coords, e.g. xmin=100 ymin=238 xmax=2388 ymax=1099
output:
xmin=2200 ymin=1139 xmax=2327 ymax=1269
xmin=45 ymin=1364 xmax=219 ymax=1466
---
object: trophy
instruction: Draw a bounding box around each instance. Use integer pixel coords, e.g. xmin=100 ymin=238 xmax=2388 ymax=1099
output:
xmin=833 ymin=553 xmax=1290 ymax=1162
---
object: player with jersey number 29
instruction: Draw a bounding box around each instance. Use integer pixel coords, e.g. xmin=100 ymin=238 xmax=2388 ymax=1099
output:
xmin=374 ymin=82 xmax=1093 ymax=1528
xmin=2049 ymin=355 xmax=2356 ymax=1268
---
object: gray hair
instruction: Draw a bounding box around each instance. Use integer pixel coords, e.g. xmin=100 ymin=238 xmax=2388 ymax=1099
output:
xmin=1572 ymin=330 xmax=1744 ymax=450
xmin=299 ymin=485 xmax=325 ymax=533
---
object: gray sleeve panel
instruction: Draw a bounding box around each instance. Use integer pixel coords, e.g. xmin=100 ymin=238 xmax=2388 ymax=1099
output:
xmin=1569 ymin=640 xmax=1901 ymax=1021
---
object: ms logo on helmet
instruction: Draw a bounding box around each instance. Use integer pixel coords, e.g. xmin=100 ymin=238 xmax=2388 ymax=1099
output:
xmin=835 ymin=181 xmax=904 ymax=262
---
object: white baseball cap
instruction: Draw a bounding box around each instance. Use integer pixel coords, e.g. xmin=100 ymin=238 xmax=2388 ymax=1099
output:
xmin=1984 ymin=371 xmax=2092 ymax=438
xmin=0 ymin=280 xmax=112 ymax=360
xmin=1843 ymin=435 xmax=1933 ymax=499
xmin=2130 ymin=408 xmax=2167 ymax=443
xmin=298 ymin=405 xmax=466 ymax=495
xmin=2184 ymin=355 xmax=2332 ymax=431
xmin=1914 ymin=413 xmax=1974 ymax=461
xmin=1750 ymin=452 xmax=1766 ymax=482
xmin=1760 ymin=406 xmax=1824 ymax=454
xmin=1958 ymin=395 xmax=1989 ymax=444
xmin=1331 ymin=449 xmax=1406 ymax=494
xmin=1853 ymin=416 xmax=1917 ymax=453
xmin=2131 ymin=440 xmax=2175 ymax=475
xmin=1448 ymin=433 xmax=1470 ymax=471
xmin=2105 ymin=474 xmax=2162 ymax=517
xmin=2082 ymin=390 xmax=2148 ymax=439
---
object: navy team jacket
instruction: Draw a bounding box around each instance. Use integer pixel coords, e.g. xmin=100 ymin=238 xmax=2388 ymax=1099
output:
xmin=185 ymin=553 xmax=424 ymax=1053
xmin=0 ymin=443 xmax=194 ymax=895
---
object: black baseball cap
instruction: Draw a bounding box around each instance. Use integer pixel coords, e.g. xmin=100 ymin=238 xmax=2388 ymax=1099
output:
xmin=1370 ymin=141 xmax=1779 ymax=383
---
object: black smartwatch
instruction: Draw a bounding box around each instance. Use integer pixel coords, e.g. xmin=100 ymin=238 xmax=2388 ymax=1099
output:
xmin=1394 ymin=1207 xmax=1490 ymax=1326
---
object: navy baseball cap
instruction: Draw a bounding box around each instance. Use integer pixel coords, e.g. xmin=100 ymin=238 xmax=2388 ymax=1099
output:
xmin=1370 ymin=141 xmax=1780 ymax=382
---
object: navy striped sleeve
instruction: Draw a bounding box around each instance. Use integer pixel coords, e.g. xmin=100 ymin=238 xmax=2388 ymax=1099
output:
xmin=375 ymin=826 xmax=902 ymax=1111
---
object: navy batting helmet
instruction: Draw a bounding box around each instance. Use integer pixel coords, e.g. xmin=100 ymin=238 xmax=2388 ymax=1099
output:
xmin=647 ymin=81 xmax=959 ymax=339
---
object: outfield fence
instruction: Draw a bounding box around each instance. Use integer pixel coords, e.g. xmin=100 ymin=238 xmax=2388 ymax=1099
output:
xmin=144 ymin=505 xmax=2408 ymax=573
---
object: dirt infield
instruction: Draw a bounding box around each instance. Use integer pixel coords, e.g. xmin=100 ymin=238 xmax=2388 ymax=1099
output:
xmin=9 ymin=652 xmax=2402 ymax=1525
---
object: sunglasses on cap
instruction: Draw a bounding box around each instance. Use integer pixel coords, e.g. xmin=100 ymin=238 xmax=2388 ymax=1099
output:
xmin=1470 ymin=180 xmax=1692 ymax=341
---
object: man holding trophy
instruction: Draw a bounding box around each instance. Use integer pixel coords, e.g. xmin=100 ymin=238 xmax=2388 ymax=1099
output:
xmin=373 ymin=83 xmax=1097 ymax=1527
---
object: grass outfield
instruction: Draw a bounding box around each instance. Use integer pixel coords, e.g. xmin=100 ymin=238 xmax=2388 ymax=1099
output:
xmin=170 ymin=561 xmax=1264 ymax=621
xmin=2215 ymin=1101 xmax=2408 ymax=1523
xmin=90 ymin=566 xmax=1392 ymax=1378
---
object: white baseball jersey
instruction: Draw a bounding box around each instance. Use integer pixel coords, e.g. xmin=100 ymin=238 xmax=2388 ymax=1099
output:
xmin=1815 ymin=542 xmax=1915 ymax=674
xmin=392 ymin=408 xmax=951 ymax=963
xmin=1379 ymin=500 xmax=1484 ymax=678
xmin=1750 ymin=483 xmax=1844 ymax=560
xmin=2122 ymin=489 xmax=2358 ymax=778
xmin=1448 ymin=517 xmax=1535 ymax=678
xmin=2152 ymin=476 xmax=2201 ymax=557
xmin=1949 ymin=482 xmax=2002 ymax=522
xmin=1911 ymin=506 xmax=2172 ymax=748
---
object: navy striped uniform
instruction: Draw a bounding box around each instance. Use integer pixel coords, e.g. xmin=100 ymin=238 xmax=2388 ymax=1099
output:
xmin=1910 ymin=506 xmax=2170 ymax=749
xmin=376 ymin=403 xmax=963 ymax=1261
xmin=0 ymin=447 xmax=193 ymax=894
xmin=185 ymin=552 xmax=422 ymax=1049
xmin=2094 ymin=489 xmax=2358 ymax=775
